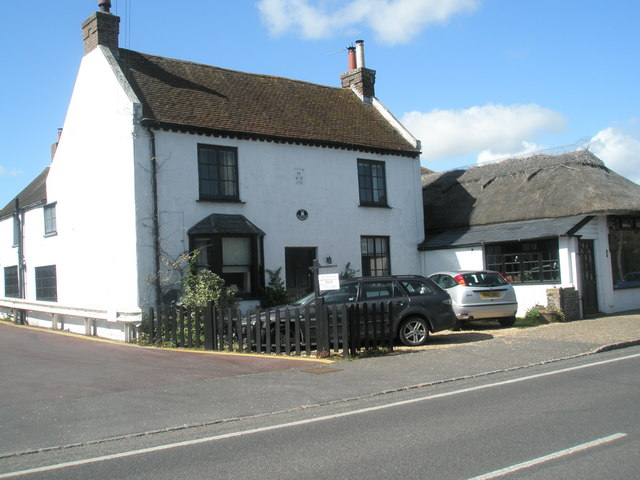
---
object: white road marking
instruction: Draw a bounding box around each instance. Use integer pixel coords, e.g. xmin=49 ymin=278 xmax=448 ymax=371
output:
xmin=467 ymin=433 xmax=628 ymax=479
xmin=2 ymin=351 xmax=639 ymax=478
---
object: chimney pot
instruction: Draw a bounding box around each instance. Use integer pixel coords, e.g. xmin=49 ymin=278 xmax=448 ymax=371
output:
xmin=355 ymin=40 xmax=365 ymax=69
xmin=347 ymin=46 xmax=356 ymax=71
xmin=99 ymin=1 xmax=112 ymax=13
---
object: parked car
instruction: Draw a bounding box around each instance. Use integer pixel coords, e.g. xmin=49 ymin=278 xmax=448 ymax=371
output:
xmin=614 ymin=272 xmax=640 ymax=289
xmin=429 ymin=270 xmax=518 ymax=328
xmin=244 ymin=275 xmax=457 ymax=347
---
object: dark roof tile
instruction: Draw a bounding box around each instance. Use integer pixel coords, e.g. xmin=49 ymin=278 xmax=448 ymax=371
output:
xmin=0 ymin=168 xmax=49 ymax=219
xmin=117 ymin=50 xmax=418 ymax=156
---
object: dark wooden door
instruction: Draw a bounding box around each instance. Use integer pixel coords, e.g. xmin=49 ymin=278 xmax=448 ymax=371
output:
xmin=579 ymin=239 xmax=598 ymax=315
xmin=285 ymin=247 xmax=316 ymax=301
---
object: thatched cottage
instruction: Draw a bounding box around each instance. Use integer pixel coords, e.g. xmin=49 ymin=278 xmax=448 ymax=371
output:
xmin=420 ymin=150 xmax=640 ymax=317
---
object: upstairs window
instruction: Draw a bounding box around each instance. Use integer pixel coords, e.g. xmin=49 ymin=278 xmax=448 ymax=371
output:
xmin=358 ymin=159 xmax=387 ymax=207
xmin=198 ymin=144 xmax=239 ymax=202
xmin=4 ymin=266 xmax=19 ymax=298
xmin=13 ymin=215 xmax=19 ymax=247
xmin=44 ymin=203 xmax=57 ymax=236
xmin=35 ymin=265 xmax=57 ymax=302
xmin=361 ymin=236 xmax=391 ymax=277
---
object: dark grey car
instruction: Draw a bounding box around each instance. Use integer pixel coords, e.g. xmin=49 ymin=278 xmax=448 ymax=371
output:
xmin=248 ymin=275 xmax=457 ymax=346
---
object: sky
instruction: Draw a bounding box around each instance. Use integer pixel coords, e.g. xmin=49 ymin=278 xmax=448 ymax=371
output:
xmin=1 ymin=0 xmax=639 ymax=207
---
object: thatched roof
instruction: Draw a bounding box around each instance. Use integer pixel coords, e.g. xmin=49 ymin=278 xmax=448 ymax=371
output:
xmin=422 ymin=150 xmax=640 ymax=231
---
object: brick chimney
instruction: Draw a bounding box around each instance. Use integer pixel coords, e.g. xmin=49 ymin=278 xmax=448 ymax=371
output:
xmin=81 ymin=2 xmax=120 ymax=55
xmin=340 ymin=40 xmax=376 ymax=101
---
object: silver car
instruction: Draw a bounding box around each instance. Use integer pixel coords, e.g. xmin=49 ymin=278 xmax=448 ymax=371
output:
xmin=429 ymin=270 xmax=518 ymax=328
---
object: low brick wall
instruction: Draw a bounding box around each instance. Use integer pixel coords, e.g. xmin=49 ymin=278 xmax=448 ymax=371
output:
xmin=547 ymin=287 xmax=581 ymax=321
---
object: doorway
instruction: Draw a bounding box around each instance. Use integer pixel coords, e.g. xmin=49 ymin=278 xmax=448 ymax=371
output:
xmin=579 ymin=239 xmax=598 ymax=315
xmin=285 ymin=247 xmax=316 ymax=301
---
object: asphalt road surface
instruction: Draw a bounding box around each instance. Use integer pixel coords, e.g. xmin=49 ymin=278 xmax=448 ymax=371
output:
xmin=2 ymin=334 xmax=638 ymax=479
xmin=0 ymin=322 xmax=326 ymax=408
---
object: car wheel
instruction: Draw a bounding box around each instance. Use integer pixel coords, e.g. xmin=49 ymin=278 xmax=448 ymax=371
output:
xmin=398 ymin=317 xmax=429 ymax=346
xmin=499 ymin=316 xmax=516 ymax=327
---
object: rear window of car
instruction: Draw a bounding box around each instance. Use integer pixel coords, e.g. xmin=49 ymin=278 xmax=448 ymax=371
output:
xmin=462 ymin=272 xmax=507 ymax=287
xmin=399 ymin=279 xmax=433 ymax=296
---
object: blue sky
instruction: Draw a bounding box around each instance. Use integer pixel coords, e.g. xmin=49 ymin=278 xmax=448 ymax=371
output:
xmin=1 ymin=0 xmax=638 ymax=207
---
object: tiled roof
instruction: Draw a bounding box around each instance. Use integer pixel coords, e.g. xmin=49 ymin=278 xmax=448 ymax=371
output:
xmin=0 ymin=168 xmax=49 ymax=219
xmin=117 ymin=50 xmax=419 ymax=156
xmin=188 ymin=214 xmax=265 ymax=236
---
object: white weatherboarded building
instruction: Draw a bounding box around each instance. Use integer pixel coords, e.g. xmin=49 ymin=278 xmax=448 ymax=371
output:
xmin=420 ymin=151 xmax=640 ymax=318
xmin=0 ymin=5 xmax=424 ymax=340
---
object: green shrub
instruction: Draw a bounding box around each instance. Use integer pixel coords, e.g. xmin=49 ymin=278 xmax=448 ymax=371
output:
xmin=180 ymin=252 xmax=238 ymax=310
xmin=340 ymin=262 xmax=359 ymax=279
xmin=261 ymin=267 xmax=289 ymax=308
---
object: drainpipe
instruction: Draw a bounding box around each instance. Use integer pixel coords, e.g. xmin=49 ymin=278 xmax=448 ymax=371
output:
xmin=142 ymin=120 xmax=163 ymax=309
xmin=15 ymin=198 xmax=26 ymax=324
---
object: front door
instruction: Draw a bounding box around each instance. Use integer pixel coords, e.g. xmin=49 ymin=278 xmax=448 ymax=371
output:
xmin=285 ymin=247 xmax=316 ymax=301
xmin=579 ymin=239 xmax=598 ymax=315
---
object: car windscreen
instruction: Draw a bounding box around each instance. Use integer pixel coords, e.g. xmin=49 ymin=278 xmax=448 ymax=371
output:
xmin=462 ymin=272 xmax=507 ymax=287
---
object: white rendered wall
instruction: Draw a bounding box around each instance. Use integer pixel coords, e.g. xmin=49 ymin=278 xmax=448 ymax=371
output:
xmin=45 ymin=47 xmax=141 ymax=313
xmin=144 ymin=130 xmax=424 ymax=302
xmin=421 ymin=247 xmax=484 ymax=276
xmin=0 ymin=205 xmax=59 ymax=299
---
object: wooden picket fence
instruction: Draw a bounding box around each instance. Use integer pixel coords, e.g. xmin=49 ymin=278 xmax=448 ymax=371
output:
xmin=144 ymin=300 xmax=395 ymax=357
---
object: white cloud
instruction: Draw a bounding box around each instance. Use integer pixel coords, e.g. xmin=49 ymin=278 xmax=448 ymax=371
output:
xmin=402 ymin=104 xmax=566 ymax=162
xmin=0 ymin=166 xmax=22 ymax=177
xmin=257 ymin=0 xmax=479 ymax=45
xmin=589 ymin=127 xmax=640 ymax=184
xmin=477 ymin=141 xmax=545 ymax=165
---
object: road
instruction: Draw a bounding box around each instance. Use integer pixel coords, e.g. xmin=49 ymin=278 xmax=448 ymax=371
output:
xmin=1 ymin=338 xmax=638 ymax=479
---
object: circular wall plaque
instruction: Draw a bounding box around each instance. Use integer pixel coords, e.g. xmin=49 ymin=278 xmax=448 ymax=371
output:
xmin=296 ymin=209 xmax=309 ymax=221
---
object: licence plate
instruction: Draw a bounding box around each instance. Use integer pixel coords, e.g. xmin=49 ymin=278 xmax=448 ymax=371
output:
xmin=480 ymin=292 xmax=501 ymax=298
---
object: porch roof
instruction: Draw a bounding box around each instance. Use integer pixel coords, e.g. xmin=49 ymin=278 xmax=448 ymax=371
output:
xmin=188 ymin=214 xmax=265 ymax=236
xmin=419 ymin=215 xmax=591 ymax=251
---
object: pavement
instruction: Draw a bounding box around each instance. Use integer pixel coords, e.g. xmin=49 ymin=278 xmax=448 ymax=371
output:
xmin=1 ymin=311 xmax=639 ymax=458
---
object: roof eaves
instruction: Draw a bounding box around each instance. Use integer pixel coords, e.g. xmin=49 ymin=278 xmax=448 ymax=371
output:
xmin=142 ymin=120 xmax=421 ymax=158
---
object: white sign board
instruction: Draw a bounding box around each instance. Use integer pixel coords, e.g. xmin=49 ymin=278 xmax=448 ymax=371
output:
xmin=318 ymin=273 xmax=340 ymax=291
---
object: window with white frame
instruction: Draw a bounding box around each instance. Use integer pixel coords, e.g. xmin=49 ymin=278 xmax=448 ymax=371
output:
xmin=357 ymin=159 xmax=387 ymax=207
xmin=485 ymin=239 xmax=560 ymax=283
xmin=35 ymin=265 xmax=57 ymax=302
xmin=44 ymin=203 xmax=57 ymax=236
xmin=4 ymin=266 xmax=19 ymax=298
xmin=361 ymin=236 xmax=391 ymax=277
xmin=190 ymin=235 xmax=260 ymax=297
xmin=198 ymin=144 xmax=239 ymax=202
xmin=608 ymin=216 xmax=640 ymax=289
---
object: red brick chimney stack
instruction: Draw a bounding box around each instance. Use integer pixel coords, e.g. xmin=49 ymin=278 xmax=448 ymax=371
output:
xmin=82 ymin=2 xmax=120 ymax=55
xmin=340 ymin=40 xmax=376 ymax=101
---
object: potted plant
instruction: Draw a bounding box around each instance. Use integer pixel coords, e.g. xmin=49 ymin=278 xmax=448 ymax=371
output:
xmin=538 ymin=306 xmax=565 ymax=323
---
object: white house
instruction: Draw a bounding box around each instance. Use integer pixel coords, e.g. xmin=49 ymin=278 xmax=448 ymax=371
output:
xmin=420 ymin=151 xmax=640 ymax=318
xmin=0 ymin=4 xmax=424 ymax=340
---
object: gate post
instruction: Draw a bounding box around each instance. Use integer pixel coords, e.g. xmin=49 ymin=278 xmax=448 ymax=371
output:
xmin=316 ymin=296 xmax=329 ymax=353
xmin=204 ymin=301 xmax=213 ymax=350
